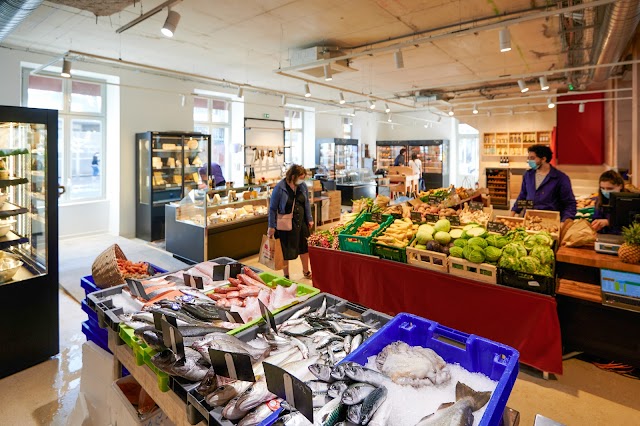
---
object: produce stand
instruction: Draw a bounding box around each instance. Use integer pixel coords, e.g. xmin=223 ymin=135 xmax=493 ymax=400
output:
xmin=309 ymin=246 xmax=563 ymax=374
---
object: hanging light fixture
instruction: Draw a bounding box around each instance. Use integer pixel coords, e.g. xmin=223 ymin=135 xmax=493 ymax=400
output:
xmin=539 ymin=76 xmax=549 ymax=91
xmin=578 ymin=102 xmax=585 ymax=113
xmin=236 ymin=87 xmax=244 ymax=99
xmin=547 ymin=97 xmax=555 ymax=109
xmin=384 ymin=103 xmax=391 ymax=113
xmin=281 ymin=95 xmax=287 ymax=105
xmin=304 ymin=83 xmax=311 ymax=97
xmin=499 ymin=28 xmax=511 ymax=52
xmin=448 ymin=108 xmax=454 ymax=116
xmin=339 ymin=92 xmax=346 ymax=104
xmin=161 ymin=9 xmax=181 ymax=37
xmin=510 ymin=109 xmax=514 ymax=115
xmin=323 ymin=64 xmax=333 ymax=81
xmin=61 ymin=59 xmax=72 ymax=78
xmin=472 ymin=104 xmax=479 ymax=114
xmin=436 ymin=116 xmax=442 ymax=123
xmin=518 ymin=79 xmax=529 ymax=93
xmin=369 ymin=100 xmax=376 ymax=109
xmin=487 ymin=110 xmax=492 ymax=117
xmin=387 ymin=114 xmax=392 ymax=123
xmin=394 ymin=50 xmax=404 ymax=69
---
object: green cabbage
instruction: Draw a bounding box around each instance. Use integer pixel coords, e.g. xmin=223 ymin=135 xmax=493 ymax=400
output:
xmin=505 ymin=228 xmax=528 ymax=242
xmin=485 ymin=246 xmax=503 ymax=262
xmin=416 ymin=224 xmax=435 ymax=245
xmin=535 ymin=232 xmax=554 ymax=247
xmin=485 ymin=235 xmax=500 ymax=247
xmin=518 ymin=256 xmax=541 ymax=274
xmin=503 ymin=242 xmax=527 ymax=258
xmin=465 ymin=247 xmax=486 ymax=263
xmin=530 ymin=245 xmax=555 ymax=265
xmin=449 ymin=229 xmax=464 ymax=239
xmin=466 ymin=227 xmax=488 ymax=238
xmin=499 ymin=255 xmax=519 ymax=270
xmin=434 ymin=231 xmax=451 ymax=245
xmin=494 ymin=237 xmax=509 ymax=249
xmin=434 ymin=219 xmax=451 ymax=233
xmin=467 ymin=237 xmax=488 ymax=249
xmin=538 ymin=264 xmax=554 ymax=277
xmin=453 ymin=239 xmax=468 ymax=248
xmin=450 ymin=246 xmax=464 ymax=258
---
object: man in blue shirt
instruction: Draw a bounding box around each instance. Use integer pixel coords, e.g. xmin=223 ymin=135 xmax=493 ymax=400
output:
xmin=198 ymin=162 xmax=226 ymax=188
xmin=394 ymin=148 xmax=407 ymax=166
xmin=511 ymin=145 xmax=576 ymax=222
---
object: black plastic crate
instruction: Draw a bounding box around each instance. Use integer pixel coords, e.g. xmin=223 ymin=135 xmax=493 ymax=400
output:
xmin=498 ymin=268 xmax=556 ymax=296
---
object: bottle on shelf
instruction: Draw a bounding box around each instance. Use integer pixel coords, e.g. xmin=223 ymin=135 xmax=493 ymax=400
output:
xmin=244 ymin=168 xmax=250 ymax=185
xmin=250 ymin=167 xmax=256 ymax=185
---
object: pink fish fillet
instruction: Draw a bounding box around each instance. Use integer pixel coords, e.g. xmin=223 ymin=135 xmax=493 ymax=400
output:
xmin=231 ymin=297 xmax=262 ymax=323
xmin=270 ymin=284 xmax=298 ymax=310
xmin=193 ymin=261 xmax=219 ymax=278
xmin=186 ymin=268 xmax=214 ymax=287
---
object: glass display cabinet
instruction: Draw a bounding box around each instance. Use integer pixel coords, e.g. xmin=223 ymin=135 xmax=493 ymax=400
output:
xmin=0 ymin=106 xmax=58 ymax=379
xmin=165 ymin=185 xmax=270 ymax=263
xmin=377 ymin=140 xmax=449 ymax=190
xmin=316 ymin=138 xmax=359 ymax=179
xmin=136 ymin=131 xmax=211 ymax=241
xmin=375 ymin=140 xmax=407 ymax=170
xmin=335 ymin=168 xmax=377 ymax=206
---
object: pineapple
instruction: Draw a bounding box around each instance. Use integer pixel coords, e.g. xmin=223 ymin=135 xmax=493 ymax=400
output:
xmin=618 ymin=223 xmax=640 ymax=264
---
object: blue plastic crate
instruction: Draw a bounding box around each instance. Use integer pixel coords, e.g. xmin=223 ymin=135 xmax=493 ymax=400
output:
xmin=80 ymin=263 xmax=169 ymax=296
xmin=81 ymin=299 xmax=99 ymax=323
xmin=341 ymin=313 xmax=519 ymax=426
xmin=81 ymin=320 xmax=109 ymax=353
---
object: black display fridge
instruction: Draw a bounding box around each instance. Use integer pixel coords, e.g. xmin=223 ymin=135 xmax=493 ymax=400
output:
xmin=316 ymin=138 xmax=359 ymax=179
xmin=377 ymin=140 xmax=449 ymax=189
xmin=375 ymin=140 xmax=407 ymax=170
xmin=0 ymin=106 xmax=59 ymax=378
xmin=136 ymin=131 xmax=211 ymax=241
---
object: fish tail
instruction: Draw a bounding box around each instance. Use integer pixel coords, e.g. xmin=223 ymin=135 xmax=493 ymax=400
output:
xmin=455 ymin=382 xmax=491 ymax=412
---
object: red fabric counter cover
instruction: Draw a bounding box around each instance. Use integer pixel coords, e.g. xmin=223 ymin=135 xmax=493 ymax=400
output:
xmin=309 ymin=247 xmax=563 ymax=374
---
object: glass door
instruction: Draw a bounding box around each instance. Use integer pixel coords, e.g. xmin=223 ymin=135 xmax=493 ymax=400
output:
xmin=151 ymin=134 xmax=184 ymax=205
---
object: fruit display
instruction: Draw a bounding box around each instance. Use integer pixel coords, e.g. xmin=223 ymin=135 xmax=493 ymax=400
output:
xmin=374 ymin=218 xmax=419 ymax=248
xmin=576 ymin=196 xmax=596 ymax=209
xmin=497 ymin=230 xmax=555 ymax=277
xmin=418 ymin=187 xmax=451 ymax=201
xmin=618 ymin=223 xmax=640 ymax=264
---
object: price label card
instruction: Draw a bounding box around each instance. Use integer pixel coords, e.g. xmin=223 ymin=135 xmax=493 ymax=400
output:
xmin=228 ymin=263 xmax=243 ymax=278
xmin=258 ymin=299 xmax=278 ymax=334
xmin=161 ymin=318 xmax=185 ymax=360
xmin=264 ymin=362 xmax=313 ymax=422
xmin=425 ymin=214 xmax=439 ymax=223
xmin=209 ymin=349 xmax=256 ymax=382
xmin=449 ymin=215 xmax=461 ymax=226
xmin=391 ymin=213 xmax=403 ymax=220
xmin=428 ymin=196 xmax=440 ymax=205
xmin=516 ymin=199 xmax=534 ymax=209
xmin=410 ymin=211 xmax=423 ymax=223
xmin=487 ymin=221 xmax=510 ymax=236
xmin=469 ymin=201 xmax=484 ymax=211
xmin=371 ymin=212 xmax=383 ymax=223
xmin=212 ymin=264 xmax=227 ymax=281
xmin=183 ymin=273 xmax=204 ymax=290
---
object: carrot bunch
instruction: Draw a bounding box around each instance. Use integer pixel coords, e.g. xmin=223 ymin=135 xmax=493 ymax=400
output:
xmin=117 ymin=259 xmax=150 ymax=279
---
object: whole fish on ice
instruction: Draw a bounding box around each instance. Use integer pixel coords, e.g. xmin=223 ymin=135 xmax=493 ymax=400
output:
xmin=414 ymin=382 xmax=491 ymax=426
xmin=376 ymin=341 xmax=450 ymax=386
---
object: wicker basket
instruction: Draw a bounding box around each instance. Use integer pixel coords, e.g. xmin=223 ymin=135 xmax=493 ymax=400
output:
xmin=91 ymin=244 xmax=127 ymax=289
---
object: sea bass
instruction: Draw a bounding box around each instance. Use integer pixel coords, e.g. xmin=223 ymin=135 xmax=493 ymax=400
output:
xmin=414 ymin=382 xmax=492 ymax=426
xmin=150 ymin=348 xmax=209 ymax=381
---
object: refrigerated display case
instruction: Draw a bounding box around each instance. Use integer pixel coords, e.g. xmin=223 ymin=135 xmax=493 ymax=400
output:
xmin=0 ymin=106 xmax=59 ymax=378
xmin=408 ymin=140 xmax=450 ymax=190
xmin=136 ymin=131 xmax=211 ymax=241
xmin=335 ymin=168 xmax=377 ymax=206
xmin=486 ymin=168 xmax=510 ymax=209
xmin=316 ymin=138 xmax=359 ymax=179
xmin=165 ymin=185 xmax=270 ymax=263
xmin=376 ymin=140 xmax=407 ymax=170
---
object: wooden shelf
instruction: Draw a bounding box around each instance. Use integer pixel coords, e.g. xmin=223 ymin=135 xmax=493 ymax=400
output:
xmin=0 ymin=202 xmax=28 ymax=218
xmin=556 ymin=246 xmax=640 ymax=275
xmin=556 ymin=278 xmax=602 ymax=303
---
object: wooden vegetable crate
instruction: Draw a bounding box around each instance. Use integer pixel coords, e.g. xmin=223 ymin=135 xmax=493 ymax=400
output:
xmin=406 ymin=239 xmax=449 ymax=273
xmin=448 ymin=257 xmax=498 ymax=284
xmin=459 ymin=206 xmax=493 ymax=227
xmin=524 ymin=209 xmax=560 ymax=240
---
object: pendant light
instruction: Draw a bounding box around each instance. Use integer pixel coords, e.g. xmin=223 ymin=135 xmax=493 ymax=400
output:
xmin=161 ymin=9 xmax=181 ymax=37
xmin=323 ymin=64 xmax=333 ymax=81
xmin=547 ymin=98 xmax=555 ymax=109
xmin=339 ymin=92 xmax=346 ymax=104
xmin=236 ymin=87 xmax=244 ymax=99
xmin=384 ymin=103 xmax=391 ymax=113
xmin=472 ymin=104 xmax=478 ymax=114
xmin=539 ymin=76 xmax=549 ymax=91
xmin=394 ymin=50 xmax=404 ymax=69
xmin=448 ymin=108 xmax=454 ymax=116
xmin=304 ymin=83 xmax=311 ymax=97
xmin=369 ymin=100 xmax=376 ymax=109
xmin=517 ymin=79 xmax=529 ymax=93
xmin=499 ymin=28 xmax=511 ymax=52
xmin=578 ymin=103 xmax=585 ymax=113
xmin=61 ymin=59 xmax=72 ymax=78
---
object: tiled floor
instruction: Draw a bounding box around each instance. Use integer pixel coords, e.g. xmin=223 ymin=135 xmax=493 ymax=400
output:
xmin=1 ymin=234 xmax=639 ymax=425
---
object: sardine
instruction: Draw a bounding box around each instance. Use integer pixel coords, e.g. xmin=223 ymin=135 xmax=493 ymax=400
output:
xmin=236 ymin=381 xmax=277 ymax=412
xmin=341 ymin=383 xmax=376 ymax=405
xmin=288 ymin=305 xmax=312 ymax=321
xmin=314 ymin=397 xmax=344 ymax=426
xmin=350 ymin=334 xmax=363 ymax=353
xmin=331 ymin=362 xmax=358 ymax=381
xmin=309 ymin=363 xmax=334 ymax=382
xmin=290 ymin=336 xmax=310 ymax=359
xmin=414 ymin=382 xmax=491 ymax=426
xmin=327 ymin=381 xmax=349 ymax=399
xmin=367 ymin=400 xmax=392 ymax=426
xmin=359 ymin=386 xmax=387 ymax=425
xmin=344 ymin=364 xmax=389 ymax=387
xmin=205 ymin=380 xmax=252 ymax=406
xmin=343 ymin=335 xmax=352 ymax=354
xmin=317 ymin=298 xmax=327 ymax=317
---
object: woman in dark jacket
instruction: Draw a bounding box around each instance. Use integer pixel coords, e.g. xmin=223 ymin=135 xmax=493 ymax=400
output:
xmin=591 ymin=170 xmax=626 ymax=234
xmin=267 ymin=165 xmax=313 ymax=279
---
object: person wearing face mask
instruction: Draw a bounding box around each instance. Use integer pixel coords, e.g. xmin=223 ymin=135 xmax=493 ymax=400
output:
xmin=511 ymin=145 xmax=576 ymax=221
xmin=591 ymin=170 xmax=626 ymax=234
xmin=267 ymin=164 xmax=313 ymax=280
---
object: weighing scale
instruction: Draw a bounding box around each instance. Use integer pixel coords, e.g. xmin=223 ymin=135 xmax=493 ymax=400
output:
xmin=595 ymin=233 xmax=624 ymax=255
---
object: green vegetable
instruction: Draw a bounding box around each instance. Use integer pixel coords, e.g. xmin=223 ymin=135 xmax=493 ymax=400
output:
xmin=538 ymin=264 xmax=554 ymax=277
xmin=518 ymin=256 xmax=541 ymax=274
xmin=434 ymin=231 xmax=451 ymax=245
xmin=450 ymin=246 xmax=464 ymax=258
xmin=535 ymin=232 xmax=554 ymax=247
xmin=494 ymin=236 xmax=509 ymax=249
xmin=463 ymin=224 xmax=481 ymax=231
xmin=505 ymin=228 xmax=528 ymax=242
xmin=434 ymin=219 xmax=451 ymax=233
xmin=416 ymin=224 xmax=435 ymax=244
xmin=503 ymin=242 xmax=527 ymax=258
xmin=453 ymin=239 xmax=468 ymax=248
xmin=464 ymin=246 xmax=486 ymax=263
xmin=485 ymin=234 xmax=500 ymax=247
xmin=467 ymin=237 xmax=488 ymax=249
xmin=415 ymin=244 xmax=427 ymax=250
xmin=485 ymin=246 xmax=503 ymax=262
xmin=465 ymin=227 xmax=488 ymax=238
xmin=499 ymin=255 xmax=519 ymax=270
xmin=530 ymin=245 xmax=555 ymax=265
xmin=449 ymin=229 xmax=464 ymax=239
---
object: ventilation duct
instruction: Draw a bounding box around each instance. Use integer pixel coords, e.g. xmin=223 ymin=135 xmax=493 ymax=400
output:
xmin=289 ymin=46 xmax=357 ymax=78
xmin=0 ymin=0 xmax=43 ymax=42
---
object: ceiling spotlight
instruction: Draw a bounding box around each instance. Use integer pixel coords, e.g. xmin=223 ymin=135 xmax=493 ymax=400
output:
xmin=436 ymin=116 xmax=442 ymax=123
xmin=323 ymin=64 xmax=333 ymax=81
xmin=448 ymin=108 xmax=454 ymax=116
xmin=394 ymin=50 xmax=404 ymax=69
xmin=547 ymin=97 xmax=555 ymax=109
xmin=281 ymin=95 xmax=287 ymax=105
xmin=61 ymin=59 xmax=71 ymax=78
xmin=369 ymin=100 xmax=376 ymax=109
xmin=161 ymin=9 xmax=181 ymax=38
xmin=304 ymin=83 xmax=311 ymax=98
xmin=510 ymin=109 xmax=514 ymax=116
xmin=237 ymin=87 xmax=244 ymax=99
xmin=579 ymin=102 xmax=585 ymax=113
xmin=384 ymin=103 xmax=391 ymax=113
xmin=351 ymin=109 xmax=356 ymax=117
xmin=472 ymin=104 xmax=479 ymax=114
xmin=539 ymin=76 xmax=549 ymax=91
xmin=518 ymin=79 xmax=529 ymax=93
xmin=339 ymin=92 xmax=346 ymax=104
xmin=387 ymin=114 xmax=392 ymax=123
xmin=499 ymin=28 xmax=511 ymax=52
xmin=487 ymin=110 xmax=492 ymax=117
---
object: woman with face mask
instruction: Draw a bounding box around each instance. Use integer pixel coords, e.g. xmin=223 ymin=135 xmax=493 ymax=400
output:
xmin=267 ymin=164 xmax=314 ymax=280
xmin=511 ymin=145 xmax=577 ymax=221
xmin=591 ymin=170 xmax=626 ymax=234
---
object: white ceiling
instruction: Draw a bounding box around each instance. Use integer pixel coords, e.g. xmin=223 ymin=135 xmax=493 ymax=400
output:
xmin=0 ymin=0 xmax=624 ymax=116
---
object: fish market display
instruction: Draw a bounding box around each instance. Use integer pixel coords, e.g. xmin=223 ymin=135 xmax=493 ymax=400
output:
xmin=414 ymin=382 xmax=491 ymax=426
xmin=375 ymin=341 xmax=450 ymax=386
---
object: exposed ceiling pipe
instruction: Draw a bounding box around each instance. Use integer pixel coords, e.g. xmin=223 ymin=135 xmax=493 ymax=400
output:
xmin=0 ymin=0 xmax=43 ymax=42
xmin=591 ymin=0 xmax=640 ymax=82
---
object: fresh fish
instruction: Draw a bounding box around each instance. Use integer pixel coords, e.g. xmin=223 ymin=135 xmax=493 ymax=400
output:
xmin=367 ymin=400 xmax=392 ymax=426
xmin=350 ymin=334 xmax=363 ymax=352
xmin=313 ymin=394 xmax=333 ymax=408
xmin=147 ymin=306 xmax=212 ymax=327
xmin=341 ymin=383 xmax=376 ymax=405
xmin=288 ymin=305 xmax=312 ymax=321
xmin=278 ymin=317 xmax=307 ymax=331
xmin=275 ymin=411 xmax=313 ymax=426
xmin=337 ymin=327 xmax=370 ymax=337
xmin=205 ymin=380 xmax=252 ymax=406
xmin=306 ymin=380 xmax=330 ymax=395
xmin=317 ymin=336 xmax=342 ymax=350
xmin=359 ymin=386 xmax=387 ymax=425
xmin=281 ymin=355 xmax=320 ymax=381
xmin=196 ymin=368 xmax=218 ymax=396
xmin=150 ymin=348 xmax=209 ymax=381
xmin=317 ymin=298 xmax=327 ymax=317
xmin=344 ymin=364 xmax=389 ymax=387
xmin=346 ymin=403 xmax=362 ymax=424
xmin=290 ymin=336 xmax=310 ymax=359
xmin=132 ymin=312 xmax=188 ymax=327
xmin=222 ymin=395 xmax=250 ymax=420
xmin=179 ymin=301 xmax=220 ymax=321
xmin=192 ymin=332 xmax=270 ymax=363
xmin=331 ymin=362 xmax=356 ymax=381
xmin=236 ymin=381 xmax=277 ymax=411
xmin=343 ymin=335 xmax=352 ymax=354
xmin=327 ymin=381 xmax=349 ymax=399
xmin=334 ymin=422 xmax=358 ymax=426
xmin=238 ymin=399 xmax=280 ymax=426
xmin=309 ymin=364 xmax=334 ymax=382
xmin=340 ymin=318 xmax=369 ymax=328
xmin=179 ymin=325 xmax=227 ymax=336
xmin=314 ymin=397 xmax=344 ymax=426
xmin=414 ymin=382 xmax=491 ymax=426
xmin=254 ymin=346 xmax=304 ymax=378
xmin=376 ymin=341 xmax=450 ymax=386
xmin=134 ymin=326 xmax=165 ymax=351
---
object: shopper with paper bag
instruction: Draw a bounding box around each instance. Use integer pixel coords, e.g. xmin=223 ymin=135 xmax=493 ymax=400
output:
xmin=259 ymin=235 xmax=285 ymax=270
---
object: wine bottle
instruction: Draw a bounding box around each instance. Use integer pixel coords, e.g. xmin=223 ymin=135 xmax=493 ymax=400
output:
xmin=250 ymin=167 xmax=255 ymax=185
xmin=244 ymin=169 xmax=249 ymax=186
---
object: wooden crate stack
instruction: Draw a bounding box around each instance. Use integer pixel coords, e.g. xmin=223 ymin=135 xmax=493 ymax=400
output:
xmin=328 ymin=190 xmax=342 ymax=221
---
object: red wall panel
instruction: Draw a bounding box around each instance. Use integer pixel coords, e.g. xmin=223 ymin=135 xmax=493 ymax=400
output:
xmin=556 ymin=93 xmax=604 ymax=165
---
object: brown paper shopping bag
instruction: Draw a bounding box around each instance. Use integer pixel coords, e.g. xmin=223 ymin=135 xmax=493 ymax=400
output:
xmin=259 ymin=235 xmax=285 ymax=270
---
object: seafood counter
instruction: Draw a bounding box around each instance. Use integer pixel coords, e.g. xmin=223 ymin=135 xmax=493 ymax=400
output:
xmin=89 ymin=258 xmax=520 ymax=426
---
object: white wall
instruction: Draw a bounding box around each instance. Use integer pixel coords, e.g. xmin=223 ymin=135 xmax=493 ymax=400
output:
xmin=461 ymin=110 xmax=557 ymax=136
xmin=376 ymin=112 xmax=454 ymax=142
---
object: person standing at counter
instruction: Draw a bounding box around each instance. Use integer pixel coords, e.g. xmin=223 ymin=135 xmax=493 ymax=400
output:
xmin=591 ymin=170 xmax=626 ymax=234
xmin=511 ymin=145 xmax=576 ymax=222
xmin=267 ymin=165 xmax=313 ymax=280
xmin=408 ymin=153 xmax=424 ymax=191
xmin=198 ymin=162 xmax=226 ymax=188
xmin=394 ymin=148 xmax=407 ymax=166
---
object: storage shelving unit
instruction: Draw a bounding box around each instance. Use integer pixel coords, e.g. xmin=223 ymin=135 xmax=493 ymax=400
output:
xmin=486 ymin=168 xmax=510 ymax=209
xmin=482 ymin=131 xmax=552 ymax=157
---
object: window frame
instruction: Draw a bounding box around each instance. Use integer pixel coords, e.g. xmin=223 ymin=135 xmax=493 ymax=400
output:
xmin=193 ymin=96 xmax=232 ymax=177
xmin=21 ymin=68 xmax=108 ymax=204
xmin=284 ymin=108 xmax=305 ymax=165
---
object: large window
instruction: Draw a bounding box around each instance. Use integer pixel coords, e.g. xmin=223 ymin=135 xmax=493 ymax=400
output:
xmin=284 ymin=109 xmax=304 ymax=165
xmin=194 ymin=97 xmax=231 ymax=172
xmin=23 ymin=71 xmax=106 ymax=202
xmin=342 ymin=117 xmax=353 ymax=139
